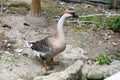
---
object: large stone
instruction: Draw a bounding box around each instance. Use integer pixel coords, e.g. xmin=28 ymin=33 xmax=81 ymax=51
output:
xmin=34 ymin=60 xmax=84 ymax=80
xmin=25 ymin=12 xmax=48 ymax=27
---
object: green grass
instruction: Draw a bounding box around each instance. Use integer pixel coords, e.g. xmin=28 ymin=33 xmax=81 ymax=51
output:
xmin=79 ymin=16 xmax=119 ymax=32
xmin=0 ymin=54 xmax=16 ymax=64
xmin=113 ymin=51 xmax=120 ymax=56
xmin=8 ymin=3 xmax=30 ymax=11
xmin=73 ymin=27 xmax=87 ymax=32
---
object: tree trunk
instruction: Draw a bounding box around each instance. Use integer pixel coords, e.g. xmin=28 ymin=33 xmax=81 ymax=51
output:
xmin=31 ymin=0 xmax=41 ymax=15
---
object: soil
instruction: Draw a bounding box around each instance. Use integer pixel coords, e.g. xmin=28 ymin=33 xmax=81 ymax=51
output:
xmin=0 ymin=0 xmax=120 ymax=80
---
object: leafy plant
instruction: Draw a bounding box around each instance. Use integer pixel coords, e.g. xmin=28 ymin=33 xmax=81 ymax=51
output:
xmin=97 ymin=53 xmax=112 ymax=65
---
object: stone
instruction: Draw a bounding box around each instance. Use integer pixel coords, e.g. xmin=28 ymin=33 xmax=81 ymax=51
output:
xmin=33 ymin=60 xmax=83 ymax=80
xmin=81 ymin=60 xmax=120 ymax=80
xmin=104 ymin=72 xmax=120 ymax=80
xmin=14 ymin=49 xmax=23 ymax=53
xmin=87 ymin=70 xmax=104 ymax=79
xmin=25 ymin=12 xmax=48 ymax=27
xmin=0 ymin=27 xmax=4 ymax=34
xmin=57 ymin=45 xmax=88 ymax=61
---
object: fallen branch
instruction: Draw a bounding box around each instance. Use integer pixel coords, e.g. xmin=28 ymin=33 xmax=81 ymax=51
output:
xmin=67 ymin=20 xmax=100 ymax=24
xmin=79 ymin=13 xmax=120 ymax=18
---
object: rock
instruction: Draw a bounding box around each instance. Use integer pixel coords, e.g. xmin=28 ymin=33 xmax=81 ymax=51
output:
xmin=57 ymin=45 xmax=88 ymax=61
xmin=2 ymin=24 xmax=11 ymax=29
xmin=17 ymin=79 xmax=24 ymax=80
xmin=25 ymin=12 xmax=48 ymax=27
xmin=0 ymin=27 xmax=4 ymax=34
xmin=111 ymin=42 xmax=117 ymax=46
xmin=104 ymin=72 xmax=120 ymax=80
xmin=14 ymin=49 xmax=23 ymax=53
xmin=34 ymin=60 xmax=83 ymax=80
xmin=87 ymin=70 xmax=104 ymax=79
xmin=81 ymin=60 xmax=120 ymax=80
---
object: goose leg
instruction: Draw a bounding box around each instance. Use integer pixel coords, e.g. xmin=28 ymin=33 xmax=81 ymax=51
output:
xmin=50 ymin=58 xmax=58 ymax=65
xmin=43 ymin=61 xmax=50 ymax=70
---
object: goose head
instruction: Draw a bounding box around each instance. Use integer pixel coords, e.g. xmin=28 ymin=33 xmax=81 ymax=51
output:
xmin=63 ymin=8 xmax=79 ymax=18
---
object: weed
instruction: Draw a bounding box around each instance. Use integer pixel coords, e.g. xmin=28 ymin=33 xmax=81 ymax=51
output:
xmin=97 ymin=53 xmax=112 ymax=65
xmin=0 ymin=54 xmax=16 ymax=64
xmin=94 ymin=23 xmax=101 ymax=31
xmin=111 ymin=16 xmax=120 ymax=32
xmin=1 ymin=54 xmax=8 ymax=64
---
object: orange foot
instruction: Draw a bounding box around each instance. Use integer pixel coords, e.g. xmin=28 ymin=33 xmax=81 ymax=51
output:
xmin=43 ymin=61 xmax=52 ymax=70
xmin=50 ymin=58 xmax=59 ymax=65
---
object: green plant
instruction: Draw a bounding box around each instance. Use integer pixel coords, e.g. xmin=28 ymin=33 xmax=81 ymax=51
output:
xmin=1 ymin=54 xmax=8 ymax=64
xmin=79 ymin=16 xmax=119 ymax=32
xmin=0 ymin=54 xmax=16 ymax=64
xmin=97 ymin=53 xmax=112 ymax=65
xmin=111 ymin=16 xmax=120 ymax=32
xmin=94 ymin=23 xmax=101 ymax=31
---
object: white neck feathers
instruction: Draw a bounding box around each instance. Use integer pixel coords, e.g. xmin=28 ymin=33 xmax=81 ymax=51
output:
xmin=57 ymin=15 xmax=66 ymax=30
xmin=54 ymin=14 xmax=67 ymax=39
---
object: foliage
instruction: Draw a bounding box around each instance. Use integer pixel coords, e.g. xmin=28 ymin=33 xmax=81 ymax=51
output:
xmin=111 ymin=16 xmax=120 ymax=32
xmin=97 ymin=53 xmax=112 ymax=65
xmin=79 ymin=16 xmax=120 ymax=32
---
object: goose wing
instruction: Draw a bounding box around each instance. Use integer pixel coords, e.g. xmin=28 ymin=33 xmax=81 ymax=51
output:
xmin=31 ymin=36 xmax=52 ymax=53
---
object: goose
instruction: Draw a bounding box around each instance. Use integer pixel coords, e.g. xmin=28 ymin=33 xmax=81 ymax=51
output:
xmin=27 ymin=8 xmax=79 ymax=70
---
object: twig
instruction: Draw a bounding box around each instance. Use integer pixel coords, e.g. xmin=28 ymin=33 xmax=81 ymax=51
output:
xmin=67 ymin=20 xmax=100 ymax=24
xmin=79 ymin=13 xmax=120 ymax=18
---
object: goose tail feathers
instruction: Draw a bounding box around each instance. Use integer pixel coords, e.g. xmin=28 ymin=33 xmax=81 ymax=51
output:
xmin=26 ymin=41 xmax=34 ymax=48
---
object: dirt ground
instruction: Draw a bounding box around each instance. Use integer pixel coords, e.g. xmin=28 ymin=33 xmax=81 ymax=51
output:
xmin=0 ymin=0 xmax=120 ymax=80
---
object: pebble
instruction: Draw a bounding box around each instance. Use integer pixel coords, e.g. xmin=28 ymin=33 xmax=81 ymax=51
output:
xmin=14 ymin=49 xmax=23 ymax=53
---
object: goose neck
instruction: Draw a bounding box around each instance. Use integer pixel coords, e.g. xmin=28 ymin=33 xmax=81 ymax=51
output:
xmin=57 ymin=15 xmax=66 ymax=30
